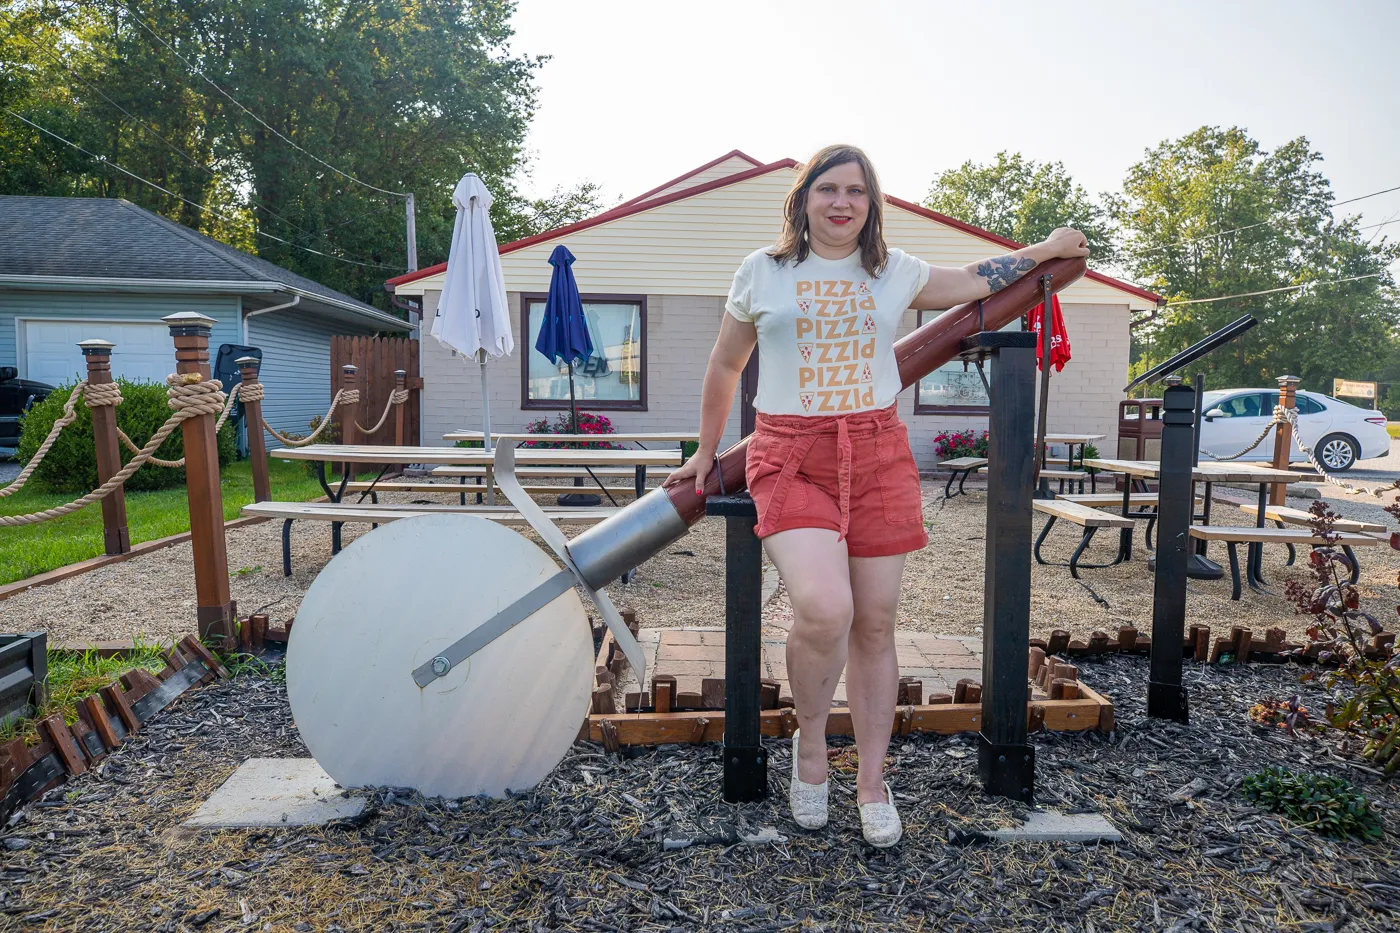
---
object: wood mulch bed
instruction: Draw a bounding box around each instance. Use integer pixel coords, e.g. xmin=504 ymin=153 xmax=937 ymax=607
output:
xmin=1 ymin=655 xmax=1396 ymax=931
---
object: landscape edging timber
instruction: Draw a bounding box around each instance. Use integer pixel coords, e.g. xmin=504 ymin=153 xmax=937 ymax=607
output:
xmin=0 ymin=635 xmax=230 ymax=820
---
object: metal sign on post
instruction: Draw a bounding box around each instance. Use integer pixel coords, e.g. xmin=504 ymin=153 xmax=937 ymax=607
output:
xmin=1332 ymin=379 xmax=1377 ymax=402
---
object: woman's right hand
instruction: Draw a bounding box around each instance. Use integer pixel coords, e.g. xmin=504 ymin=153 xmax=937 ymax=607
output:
xmin=663 ymin=448 xmax=714 ymax=496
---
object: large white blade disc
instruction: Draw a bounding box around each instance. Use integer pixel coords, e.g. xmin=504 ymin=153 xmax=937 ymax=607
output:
xmin=286 ymin=513 xmax=593 ymax=798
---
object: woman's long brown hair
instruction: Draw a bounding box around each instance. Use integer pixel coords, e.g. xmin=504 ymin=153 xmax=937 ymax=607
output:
xmin=768 ymin=144 xmax=889 ymax=276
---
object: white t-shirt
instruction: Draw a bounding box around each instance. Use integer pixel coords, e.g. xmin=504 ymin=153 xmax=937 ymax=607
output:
xmin=726 ymin=246 xmax=930 ymax=416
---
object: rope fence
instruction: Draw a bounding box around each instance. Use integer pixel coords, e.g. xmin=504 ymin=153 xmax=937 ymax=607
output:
xmin=0 ymin=374 xmax=226 ymax=526
xmin=354 ymin=388 xmax=410 ymax=436
xmin=257 ymin=387 xmax=358 ymax=447
xmin=0 ymin=373 xmax=412 ymax=525
xmin=1201 ymin=405 xmax=1399 ymax=498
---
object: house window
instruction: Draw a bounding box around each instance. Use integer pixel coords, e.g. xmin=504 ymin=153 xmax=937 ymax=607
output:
xmin=913 ymin=310 xmax=1020 ymax=415
xmin=522 ymin=294 xmax=646 ymax=410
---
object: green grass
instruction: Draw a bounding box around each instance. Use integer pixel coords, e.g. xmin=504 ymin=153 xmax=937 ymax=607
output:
xmin=0 ymin=457 xmax=333 ymax=585
xmin=0 ymin=642 xmax=166 ymax=745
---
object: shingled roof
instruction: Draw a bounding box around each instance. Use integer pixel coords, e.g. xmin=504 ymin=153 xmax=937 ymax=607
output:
xmin=0 ymin=195 xmax=406 ymax=327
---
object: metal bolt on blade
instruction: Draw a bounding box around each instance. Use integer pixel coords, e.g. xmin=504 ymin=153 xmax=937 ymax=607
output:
xmin=431 ymin=656 xmax=451 ymax=676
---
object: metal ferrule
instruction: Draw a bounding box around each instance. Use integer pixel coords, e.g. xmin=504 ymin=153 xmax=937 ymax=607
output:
xmin=566 ymin=489 xmax=691 ymax=589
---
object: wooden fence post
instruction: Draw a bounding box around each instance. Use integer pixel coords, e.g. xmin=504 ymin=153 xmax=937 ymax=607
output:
xmin=78 ymin=339 xmax=130 ymax=556
xmin=237 ymin=356 xmax=271 ymax=503
xmin=340 ymin=363 xmax=359 ymax=478
xmin=1271 ymin=375 xmax=1300 ymax=505
xmin=393 ymin=369 xmax=407 ymax=449
xmin=163 ymin=312 xmax=235 ymax=646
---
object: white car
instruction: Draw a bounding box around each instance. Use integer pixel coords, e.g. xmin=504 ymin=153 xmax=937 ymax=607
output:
xmin=1198 ymin=388 xmax=1390 ymax=472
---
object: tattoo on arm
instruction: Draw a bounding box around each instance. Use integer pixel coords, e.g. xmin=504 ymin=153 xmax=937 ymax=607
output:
xmin=975 ymin=255 xmax=1037 ymax=293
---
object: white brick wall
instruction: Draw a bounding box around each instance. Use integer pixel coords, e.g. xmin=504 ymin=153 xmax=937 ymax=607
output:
xmin=420 ymin=290 xmax=1131 ymax=470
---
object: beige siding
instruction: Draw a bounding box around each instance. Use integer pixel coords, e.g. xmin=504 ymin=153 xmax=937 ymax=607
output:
xmin=398 ymin=167 xmax=1151 ymax=310
xmin=637 ymin=155 xmax=760 ymax=204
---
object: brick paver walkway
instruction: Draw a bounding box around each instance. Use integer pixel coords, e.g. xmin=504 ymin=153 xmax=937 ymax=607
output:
xmin=625 ymin=628 xmax=983 ymax=707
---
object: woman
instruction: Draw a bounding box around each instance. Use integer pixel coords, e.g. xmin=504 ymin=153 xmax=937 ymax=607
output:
xmin=665 ymin=144 xmax=1089 ymax=847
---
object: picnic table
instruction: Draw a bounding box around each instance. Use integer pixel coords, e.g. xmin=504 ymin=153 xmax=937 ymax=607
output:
xmin=1043 ymin=433 xmax=1106 ymax=471
xmin=1085 ymin=458 xmax=1310 ymax=591
xmin=444 ymin=430 xmax=698 ymax=446
xmin=271 ymin=444 xmax=681 ymax=507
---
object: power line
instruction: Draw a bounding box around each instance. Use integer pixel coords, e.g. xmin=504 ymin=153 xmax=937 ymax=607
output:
xmin=122 ymin=4 xmax=409 ymax=199
xmin=1134 ymin=182 xmax=1400 ymax=256
xmin=1162 ymin=272 xmax=1385 ymax=307
xmin=1 ymin=13 xmax=348 ymax=251
xmin=4 ymin=107 xmax=401 ymax=271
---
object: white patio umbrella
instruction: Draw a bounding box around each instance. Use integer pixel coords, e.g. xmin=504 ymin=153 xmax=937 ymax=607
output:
xmin=432 ymin=173 xmax=512 ymax=452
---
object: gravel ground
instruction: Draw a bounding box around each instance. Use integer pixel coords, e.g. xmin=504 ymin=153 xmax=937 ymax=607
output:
xmin=4 ymin=481 xmax=1396 ymax=647
xmin=1 ymin=656 xmax=1397 ymax=931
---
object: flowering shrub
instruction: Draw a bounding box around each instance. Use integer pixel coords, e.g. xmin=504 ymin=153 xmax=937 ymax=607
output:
xmin=1282 ymin=499 xmax=1400 ymax=775
xmin=522 ymin=411 xmax=621 ymax=449
xmin=933 ymin=429 xmax=989 ymax=460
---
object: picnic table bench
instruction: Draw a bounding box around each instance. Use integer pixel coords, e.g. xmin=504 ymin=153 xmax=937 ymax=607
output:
xmin=345 ymin=471 xmax=661 ymax=505
xmin=1188 ymin=525 xmax=1382 ymax=599
xmin=1039 ymin=468 xmax=1091 ymax=494
xmin=241 ymin=500 xmax=617 ymax=575
xmin=1238 ymin=502 xmax=1387 ymax=535
xmin=939 ymin=457 xmax=987 ymax=498
xmin=1032 ymin=499 xmax=1135 ymax=578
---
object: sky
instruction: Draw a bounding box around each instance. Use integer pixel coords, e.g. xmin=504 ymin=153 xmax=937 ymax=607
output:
xmin=504 ymin=0 xmax=1400 ymax=242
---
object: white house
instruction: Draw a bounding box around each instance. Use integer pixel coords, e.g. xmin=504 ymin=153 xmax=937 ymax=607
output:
xmin=386 ymin=151 xmax=1160 ymax=467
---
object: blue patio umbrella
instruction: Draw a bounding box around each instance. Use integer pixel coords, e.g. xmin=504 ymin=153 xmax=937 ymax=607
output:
xmin=534 ymin=245 xmax=593 ymax=432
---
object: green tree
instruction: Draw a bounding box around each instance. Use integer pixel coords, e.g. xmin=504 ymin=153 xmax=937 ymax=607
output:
xmin=1113 ymin=126 xmax=1400 ymax=392
xmin=923 ymin=151 xmax=1116 ymax=263
xmin=0 ymin=1 xmax=601 ymax=303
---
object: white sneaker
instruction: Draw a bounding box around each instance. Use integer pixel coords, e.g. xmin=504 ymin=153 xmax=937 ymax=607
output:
xmin=859 ymin=782 xmax=903 ymax=848
xmin=788 ymin=730 xmax=828 ymax=829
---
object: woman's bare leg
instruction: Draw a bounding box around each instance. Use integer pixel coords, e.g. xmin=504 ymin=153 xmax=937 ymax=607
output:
xmin=762 ymin=527 xmax=853 ymax=785
xmin=845 ymin=553 xmax=906 ymax=804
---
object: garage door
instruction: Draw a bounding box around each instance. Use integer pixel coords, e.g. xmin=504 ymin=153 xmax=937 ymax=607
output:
xmin=23 ymin=320 xmax=173 ymax=386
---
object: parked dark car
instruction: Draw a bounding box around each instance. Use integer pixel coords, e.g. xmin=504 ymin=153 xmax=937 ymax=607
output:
xmin=0 ymin=367 xmax=54 ymax=449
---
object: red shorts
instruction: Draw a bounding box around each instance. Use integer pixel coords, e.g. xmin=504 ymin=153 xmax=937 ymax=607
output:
xmin=745 ymin=405 xmax=928 ymax=558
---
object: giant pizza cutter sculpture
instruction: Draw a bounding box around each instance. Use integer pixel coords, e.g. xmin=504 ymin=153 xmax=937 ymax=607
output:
xmin=286 ymin=258 xmax=1088 ymax=798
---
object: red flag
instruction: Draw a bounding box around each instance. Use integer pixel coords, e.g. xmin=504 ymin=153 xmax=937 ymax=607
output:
xmin=1029 ymin=294 xmax=1072 ymax=372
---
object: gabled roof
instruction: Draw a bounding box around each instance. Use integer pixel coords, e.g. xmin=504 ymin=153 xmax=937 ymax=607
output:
xmin=385 ymin=154 xmax=1160 ymax=305
xmin=1 ymin=196 xmax=408 ymax=328
xmin=601 ymin=149 xmax=764 ymax=214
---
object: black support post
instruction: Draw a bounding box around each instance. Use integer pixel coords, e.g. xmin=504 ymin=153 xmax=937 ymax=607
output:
xmin=1147 ymin=384 xmax=1197 ymax=722
xmin=707 ymin=494 xmax=768 ymax=802
xmin=964 ymin=331 xmax=1038 ymax=803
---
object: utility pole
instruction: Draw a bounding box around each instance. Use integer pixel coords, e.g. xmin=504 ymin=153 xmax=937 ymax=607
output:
xmin=405 ymin=192 xmax=418 ymax=272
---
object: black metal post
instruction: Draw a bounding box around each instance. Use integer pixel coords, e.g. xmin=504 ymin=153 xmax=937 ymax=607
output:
xmin=708 ymin=494 xmax=768 ymax=802
xmin=1147 ymin=385 xmax=1196 ymax=722
xmin=967 ymin=330 xmax=1038 ymax=803
xmin=1033 ymin=276 xmax=1054 ymax=500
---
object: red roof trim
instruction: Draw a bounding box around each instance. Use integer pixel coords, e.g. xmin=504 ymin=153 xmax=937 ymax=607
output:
xmin=603 ymin=149 xmax=764 ymax=214
xmin=386 ymin=157 xmax=798 ymax=289
xmin=885 ymin=195 xmax=1161 ymax=304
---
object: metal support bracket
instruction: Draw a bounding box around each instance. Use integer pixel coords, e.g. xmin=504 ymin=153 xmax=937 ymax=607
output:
xmin=493 ymin=444 xmax=648 ymax=685
xmin=977 ymin=734 xmax=1035 ymax=803
xmin=411 ymin=570 xmax=576 ymax=687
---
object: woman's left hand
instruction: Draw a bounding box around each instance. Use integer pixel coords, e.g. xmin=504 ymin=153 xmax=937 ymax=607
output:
xmin=1044 ymin=227 xmax=1090 ymax=259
